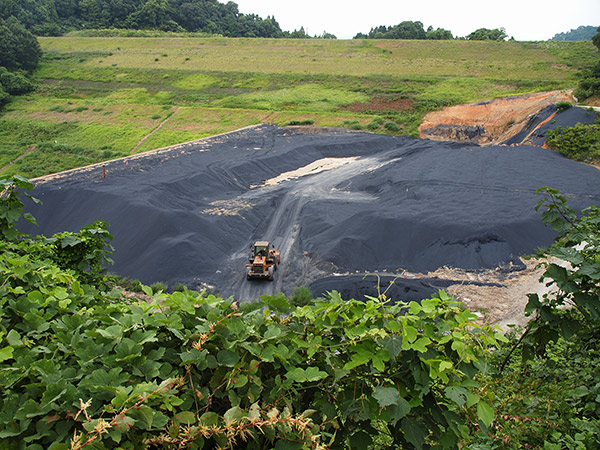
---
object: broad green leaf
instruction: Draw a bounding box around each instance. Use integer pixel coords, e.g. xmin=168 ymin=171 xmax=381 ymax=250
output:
xmin=286 ymin=367 xmax=328 ymax=383
xmin=408 ymin=301 xmax=422 ymax=314
xmin=305 ymin=366 xmax=328 ymax=381
xmin=217 ymin=349 xmax=240 ymax=367
xmin=402 ymin=417 xmax=428 ymax=449
xmin=343 ymin=352 xmax=371 ymax=370
xmin=466 ymin=392 xmax=480 ymax=408
xmin=387 ymin=397 xmax=411 ymax=423
xmin=373 ymin=386 xmax=400 ymax=408
xmin=224 ymin=406 xmax=243 ymax=424
xmin=404 ymin=326 xmax=418 ymax=344
xmin=383 ymin=335 xmax=403 ymax=359
xmin=180 ymin=349 xmax=206 ymax=366
xmin=6 ymin=329 xmax=22 ymax=347
xmin=96 ymin=325 xmax=123 ymax=340
xmin=175 ymin=411 xmax=197 ymax=425
xmin=439 ymin=361 xmax=453 ymax=372
xmin=27 ymin=290 xmax=44 ymax=303
xmin=141 ymin=285 xmax=153 ymax=297
xmin=477 ymin=401 xmax=494 ymax=428
xmin=372 ymin=355 xmax=385 ymax=372
xmin=234 ymin=374 xmax=248 ymax=388
xmin=0 ymin=346 xmax=14 ymax=362
xmin=199 ymin=411 xmax=219 ymax=426
xmin=445 ymin=386 xmax=468 ymax=407
xmin=420 ymin=298 xmax=438 ymax=314
xmin=385 ymin=319 xmax=401 ymax=332
xmin=411 ymin=337 xmax=431 ymax=353
xmin=263 ymin=325 xmax=282 ymax=340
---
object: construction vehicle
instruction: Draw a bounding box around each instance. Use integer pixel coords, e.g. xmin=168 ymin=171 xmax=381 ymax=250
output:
xmin=246 ymin=241 xmax=280 ymax=281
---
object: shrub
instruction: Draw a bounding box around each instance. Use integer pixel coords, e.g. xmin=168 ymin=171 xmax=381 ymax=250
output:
xmin=45 ymin=221 xmax=114 ymax=281
xmin=171 ymin=282 xmax=188 ymax=292
xmin=285 ymin=119 xmax=314 ymax=126
xmin=574 ymin=60 xmax=600 ymax=101
xmin=289 ymin=285 xmax=313 ymax=306
xmin=149 ymin=281 xmax=168 ymax=293
xmin=366 ymin=121 xmax=381 ymax=131
xmin=555 ymin=101 xmax=572 ymax=112
xmin=0 ymin=85 xmax=9 ymax=107
xmin=343 ymin=119 xmax=363 ymax=130
xmin=384 ymin=120 xmax=401 ymax=132
xmin=0 ymin=67 xmax=35 ymax=95
xmin=546 ymin=123 xmax=600 ymax=162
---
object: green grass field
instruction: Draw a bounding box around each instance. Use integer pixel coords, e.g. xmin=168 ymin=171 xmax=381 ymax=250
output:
xmin=1 ymin=36 xmax=597 ymax=178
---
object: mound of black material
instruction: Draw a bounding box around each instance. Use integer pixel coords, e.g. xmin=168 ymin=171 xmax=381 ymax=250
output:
xmin=503 ymin=105 xmax=598 ymax=146
xmin=309 ymin=275 xmax=462 ymax=304
xmin=22 ymin=125 xmax=600 ymax=302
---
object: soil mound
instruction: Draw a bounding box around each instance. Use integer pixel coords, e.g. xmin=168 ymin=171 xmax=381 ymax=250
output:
xmin=23 ymin=125 xmax=600 ymax=304
xmin=419 ymin=90 xmax=577 ymax=145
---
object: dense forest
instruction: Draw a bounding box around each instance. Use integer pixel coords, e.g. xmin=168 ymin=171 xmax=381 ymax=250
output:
xmin=0 ymin=0 xmax=291 ymax=37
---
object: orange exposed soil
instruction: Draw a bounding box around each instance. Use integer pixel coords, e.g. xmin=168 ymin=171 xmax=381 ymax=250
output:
xmin=419 ymin=90 xmax=574 ymax=145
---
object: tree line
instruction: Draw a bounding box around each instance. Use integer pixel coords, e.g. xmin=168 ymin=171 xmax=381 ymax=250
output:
xmin=1 ymin=0 xmax=511 ymax=41
xmin=354 ymin=21 xmax=510 ymax=41
xmin=0 ymin=0 xmax=307 ymax=38
xmin=0 ymin=16 xmax=40 ymax=108
xmin=551 ymin=25 xmax=599 ymax=41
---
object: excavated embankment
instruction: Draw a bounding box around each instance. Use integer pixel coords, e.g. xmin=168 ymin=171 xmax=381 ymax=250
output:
xmin=22 ymin=122 xmax=600 ymax=312
xmin=418 ymin=90 xmax=594 ymax=145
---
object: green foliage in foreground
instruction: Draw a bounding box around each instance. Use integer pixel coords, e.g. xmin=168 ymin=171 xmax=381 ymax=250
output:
xmin=0 ymin=176 xmax=504 ymax=449
xmin=524 ymin=188 xmax=600 ymax=354
xmin=477 ymin=187 xmax=600 ymax=449
xmin=546 ymin=121 xmax=600 ymax=163
xmin=479 ymin=325 xmax=600 ymax=449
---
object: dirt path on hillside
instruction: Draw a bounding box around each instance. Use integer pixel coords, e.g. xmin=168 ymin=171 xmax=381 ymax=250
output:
xmin=0 ymin=145 xmax=36 ymax=173
xmin=131 ymin=108 xmax=177 ymax=153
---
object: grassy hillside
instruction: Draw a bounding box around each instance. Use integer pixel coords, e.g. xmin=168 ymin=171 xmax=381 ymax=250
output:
xmin=1 ymin=36 xmax=597 ymax=178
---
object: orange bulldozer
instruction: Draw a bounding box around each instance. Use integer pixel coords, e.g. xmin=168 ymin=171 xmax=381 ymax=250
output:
xmin=246 ymin=241 xmax=280 ymax=281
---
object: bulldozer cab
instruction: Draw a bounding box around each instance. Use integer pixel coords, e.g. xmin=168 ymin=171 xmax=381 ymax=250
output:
xmin=253 ymin=244 xmax=268 ymax=258
xmin=252 ymin=241 xmax=271 ymax=258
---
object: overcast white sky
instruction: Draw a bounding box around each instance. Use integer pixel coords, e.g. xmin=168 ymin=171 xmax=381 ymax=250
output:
xmin=230 ymin=0 xmax=599 ymax=40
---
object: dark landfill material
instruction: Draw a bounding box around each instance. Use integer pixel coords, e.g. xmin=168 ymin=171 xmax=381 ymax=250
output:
xmin=22 ymin=123 xmax=600 ymax=302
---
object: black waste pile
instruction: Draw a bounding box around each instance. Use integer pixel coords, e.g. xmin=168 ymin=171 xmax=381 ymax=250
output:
xmin=503 ymin=104 xmax=598 ymax=146
xmin=23 ymin=124 xmax=600 ymax=302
